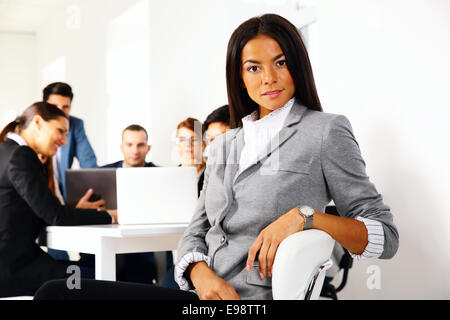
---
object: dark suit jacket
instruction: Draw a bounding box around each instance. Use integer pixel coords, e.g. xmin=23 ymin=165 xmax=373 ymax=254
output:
xmin=0 ymin=139 xmax=111 ymax=296
xmin=101 ymin=160 xmax=158 ymax=168
xmin=59 ymin=116 xmax=98 ymax=199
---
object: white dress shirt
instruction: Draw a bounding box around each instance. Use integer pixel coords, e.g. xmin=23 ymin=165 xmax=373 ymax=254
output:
xmin=52 ymin=150 xmax=65 ymax=204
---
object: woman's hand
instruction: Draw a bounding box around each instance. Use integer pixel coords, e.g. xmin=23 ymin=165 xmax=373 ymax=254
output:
xmin=75 ymin=188 xmax=106 ymax=210
xmin=188 ymin=261 xmax=241 ymax=300
xmin=107 ymin=209 xmax=118 ymax=224
xmin=246 ymin=207 xmax=304 ymax=279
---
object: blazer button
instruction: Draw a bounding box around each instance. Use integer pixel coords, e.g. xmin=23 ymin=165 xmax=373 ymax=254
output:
xmin=220 ymin=236 xmax=226 ymax=244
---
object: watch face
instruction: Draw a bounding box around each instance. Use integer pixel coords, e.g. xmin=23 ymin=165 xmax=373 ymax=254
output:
xmin=301 ymin=206 xmax=314 ymax=217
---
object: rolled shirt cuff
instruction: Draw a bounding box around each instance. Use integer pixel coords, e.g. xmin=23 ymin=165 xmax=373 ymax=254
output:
xmin=175 ymin=251 xmax=211 ymax=291
xmin=350 ymin=217 xmax=385 ymax=260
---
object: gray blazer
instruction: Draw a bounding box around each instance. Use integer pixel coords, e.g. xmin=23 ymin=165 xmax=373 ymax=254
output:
xmin=177 ymin=101 xmax=399 ymax=300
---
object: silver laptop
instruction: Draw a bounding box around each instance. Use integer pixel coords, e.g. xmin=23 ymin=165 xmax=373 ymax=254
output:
xmin=116 ymin=167 xmax=198 ymax=225
xmin=65 ymin=168 xmax=117 ymax=209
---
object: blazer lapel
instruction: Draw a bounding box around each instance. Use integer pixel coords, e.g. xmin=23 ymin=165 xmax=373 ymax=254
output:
xmin=212 ymin=128 xmax=244 ymax=226
xmin=216 ymin=103 xmax=309 ymax=225
xmin=223 ymin=128 xmax=244 ymax=191
xmin=260 ymin=102 xmax=308 ymax=160
xmin=233 ymin=101 xmax=309 ymax=183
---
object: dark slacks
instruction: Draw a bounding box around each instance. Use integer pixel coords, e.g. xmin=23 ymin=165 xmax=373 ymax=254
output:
xmin=34 ymin=279 xmax=198 ymax=300
xmin=0 ymin=254 xmax=95 ymax=298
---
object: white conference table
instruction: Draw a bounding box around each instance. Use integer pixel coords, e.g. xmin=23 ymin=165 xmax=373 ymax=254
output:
xmin=46 ymin=223 xmax=188 ymax=281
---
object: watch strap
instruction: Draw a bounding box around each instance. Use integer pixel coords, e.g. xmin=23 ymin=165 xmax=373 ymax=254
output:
xmin=303 ymin=214 xmax=314 ymax=230
xmin=299 ymin=206 xmax=315 ymax=230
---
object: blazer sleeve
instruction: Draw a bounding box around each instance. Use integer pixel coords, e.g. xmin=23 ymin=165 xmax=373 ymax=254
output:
xmin=174 ymin=158 xmax=213 ymax=289
xmin=8 ymin=147 xmax=111 ymax=226
xmin=320 ymin=115 xmax=399 ymax=259
xmin=176 ymin=144 xmax=216 ymax=263
xmin=73 ymin=118 xmax=98 ymax=168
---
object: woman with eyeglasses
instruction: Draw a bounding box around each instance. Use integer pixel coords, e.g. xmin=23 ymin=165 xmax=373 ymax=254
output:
xmin=175 ymin=117 xmax=206 ymax=196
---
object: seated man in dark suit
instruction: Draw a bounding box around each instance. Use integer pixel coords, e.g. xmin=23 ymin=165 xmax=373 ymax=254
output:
xmin=81 ymin=125 xmax=172 ymax=285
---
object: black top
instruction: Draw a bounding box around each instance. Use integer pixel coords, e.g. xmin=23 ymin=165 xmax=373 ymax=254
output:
xmin=0 ymin=139 xmax=111 ymax=296
xmin=198 ymin=170 xmax=205 ymax=197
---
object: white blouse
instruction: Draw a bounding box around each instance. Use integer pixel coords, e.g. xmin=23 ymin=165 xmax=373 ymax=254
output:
xmin=239 ymin=97 xmax=295 ymax=173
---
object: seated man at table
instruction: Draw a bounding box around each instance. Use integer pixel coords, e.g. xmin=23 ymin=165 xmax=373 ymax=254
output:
xmin=102 ymin=124 xmax=157 ymax=169
xmin=80 ymin=124 xmax=172 ymax=285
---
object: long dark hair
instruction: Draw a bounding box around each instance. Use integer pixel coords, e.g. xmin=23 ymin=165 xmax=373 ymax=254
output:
xmin=202 ymin=105 xmax=230 ymax=133
xmin=0 ymin=102 xmax=68 ymax=144
xmin=226 ymin=13 xmax=322 ymax=128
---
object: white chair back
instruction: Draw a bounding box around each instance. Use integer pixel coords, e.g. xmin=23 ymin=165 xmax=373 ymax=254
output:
xmin=272 ymin=229 xmax=335 ymax=300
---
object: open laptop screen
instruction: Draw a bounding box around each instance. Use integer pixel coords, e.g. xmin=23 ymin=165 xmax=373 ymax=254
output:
xmin=116 ymin=167 xmax=197 ymax=225
xmin=65 ymin=168 xmax=117 ymax=209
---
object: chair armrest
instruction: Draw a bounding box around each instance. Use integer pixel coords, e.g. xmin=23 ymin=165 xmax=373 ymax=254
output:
xmin=272 ymin=229 xmax=335 ymax=300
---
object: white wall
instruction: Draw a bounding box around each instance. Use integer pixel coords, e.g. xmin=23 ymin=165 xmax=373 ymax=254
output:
xmin=35 ymin=0 xmax=136 ymax=166
xmin=147 ymin=0 xmax=317 ymax=165
xmin=316 ymin=0 xmax=450 ymax=299
xmin=0 ymin=32 xmax=36 ymax=128
xmin=34 ymin=0 xmax=314 ymax=166
xmin=144 ymin=0 xmax=319 ymax=166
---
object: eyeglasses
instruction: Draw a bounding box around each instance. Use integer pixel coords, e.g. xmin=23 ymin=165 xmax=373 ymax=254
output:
xmin=176 ymin=137 xmax=202 ymax=144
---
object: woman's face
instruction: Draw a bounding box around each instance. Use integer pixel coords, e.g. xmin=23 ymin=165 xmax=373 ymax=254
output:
xmin=241 ymin=34 xmax=295 ymax=118
xmin=176 ymin=127 xmax=204 ymax=165
xmin=34 ymin=116 xmax=69 ymax=157
xmin=205 ymin=122 xmax=230 ymax=145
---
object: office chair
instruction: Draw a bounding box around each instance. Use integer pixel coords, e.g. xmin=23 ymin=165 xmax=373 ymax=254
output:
xmin=272 ymin=229 xmax=335 ymax=300
xmin=319 ymin=206 xmax=354 ymax=300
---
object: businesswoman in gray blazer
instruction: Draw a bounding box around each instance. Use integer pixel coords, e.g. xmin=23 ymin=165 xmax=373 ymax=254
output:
xmin=34 ymin=13 xmax=398 ymax=300
xmin=0 ymin=102 xmax=116 ymax=297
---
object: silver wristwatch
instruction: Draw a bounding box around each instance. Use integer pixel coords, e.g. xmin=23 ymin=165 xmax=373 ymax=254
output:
xmin=298 ymin=205 xmax=315 ymax=230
